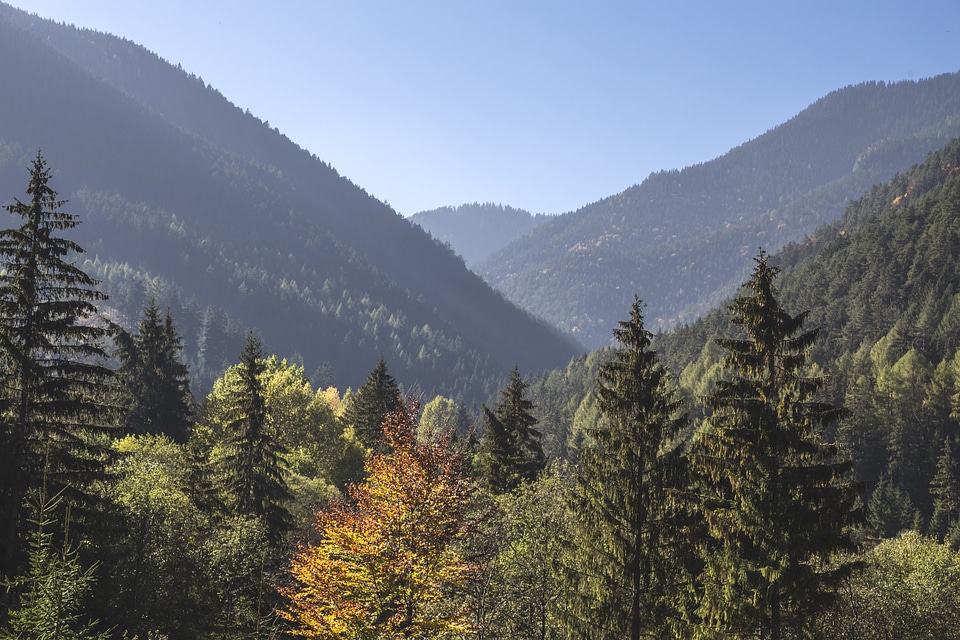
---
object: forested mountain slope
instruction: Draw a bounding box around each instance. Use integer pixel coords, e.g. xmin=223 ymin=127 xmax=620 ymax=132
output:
xmin=0 ymin=4 xmax=579 ymax=399
xmin=410 ymin=203 xmax=550 ymax=268
xmin=479 ymin=72 xmax=960 ymax=348
xmin=656 ymin=137 xmax=960 ymax=521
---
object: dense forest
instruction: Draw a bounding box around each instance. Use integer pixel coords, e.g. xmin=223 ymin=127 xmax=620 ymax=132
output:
xmin=4 ymin=5 xmax=960 ymax=640
xmin=4 ymin=132 xmax=960 ymax=638
xmin=0 ymin=3 xmax=578 ymax=402
xmin=479 ymin=71 xmax=960 ymax=348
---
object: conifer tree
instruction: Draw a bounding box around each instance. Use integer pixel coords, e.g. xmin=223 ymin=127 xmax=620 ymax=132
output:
xmin=690 ymin=252 xmax=859 ymax=640
xmin=563 ymin=298 xmax=687 ymax=640
xmin=343 ymin=357 xmax=402 ymax=450
xmin=116 ymin=299 xmax=194 ymax=441
xmin=929 ymin=437 xmax=960 ymax=541
xmin=221 ymin=333 xmax=292 ymax=544
xmin=475 ymin=366 xmax=545 ymax=494
xmin=0 ymin=154 xmax=115 ymax=587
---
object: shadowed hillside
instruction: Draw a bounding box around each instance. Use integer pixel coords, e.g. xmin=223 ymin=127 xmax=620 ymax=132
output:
xmin=0 ymin=4 xmax=579 ymax=399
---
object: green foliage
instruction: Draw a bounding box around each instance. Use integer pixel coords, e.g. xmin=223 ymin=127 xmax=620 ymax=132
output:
xmin=563 ymin=298 xmax=688 ymax=640
xmin=1 ymin=491 xmax=108 ymax=640
xmin=472 ymin=463 xmax=570 ymax=639
xmin=929 ymin=437 xmax=960 ymax=541
xmin=475 ymin=366 xmax=546 ymax=495
xmin=116 ymin=299 xmax=194 ymax=441
xmin=482 ymin=76 xmax=960 ymax=348
xmin=814 ymin=532 xmax=960 ymax=639
xmin=690 ymin=253 xmax=860 ymax=639
xmin=418 ymin=394 xmax=467 ymax=443
xmin=868 ymin=476 xmax=920 ymax=539
xmin=0 ymin=153 xmax=116 ymax=586
xmin=101 ymin=434 xmax=209 ymax=638
xmin=218 ymin=334 xmax=293 ymax=544
xmin=342 ymin=357 xmax=402 ymax=451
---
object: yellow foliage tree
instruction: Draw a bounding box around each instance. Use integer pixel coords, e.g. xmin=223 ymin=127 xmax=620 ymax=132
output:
xmin=279 ymin=400 xmax=478 ymax=638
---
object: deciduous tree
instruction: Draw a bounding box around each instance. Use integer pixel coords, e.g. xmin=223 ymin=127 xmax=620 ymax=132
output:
xmin=280 ymin=400 xmax=478 ymax=638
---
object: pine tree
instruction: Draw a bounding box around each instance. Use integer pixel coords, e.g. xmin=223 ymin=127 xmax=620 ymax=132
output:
xmin=221 ymin=333 xmax=292 ymax=544
xmin=343 ymin=357 xmax=402 ymax=450
xmin=117 ymin=299 xmax=194 ymax=441
xmin=690 ymin=252 xmax=860 ymax=640
xmin=475 ymin=366 xmax=545 ymax=494
xmin=563 ymin=298 xmax=688 ymax=640
xmin=0 ymin=154 xmax=115 ymax=588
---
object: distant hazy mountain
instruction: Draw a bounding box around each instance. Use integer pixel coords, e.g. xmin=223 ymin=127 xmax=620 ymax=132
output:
xmin=410 ymin=203 xmax=550 ymax=268
xmin=0 ymin=3 xmax=579 ymax=400
xmin=478 ymin=73 xmax=960 ymax=349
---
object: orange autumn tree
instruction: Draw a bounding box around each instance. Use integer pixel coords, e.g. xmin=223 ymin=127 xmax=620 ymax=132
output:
xmin=279 ymin=399 xmax=478 ymax=639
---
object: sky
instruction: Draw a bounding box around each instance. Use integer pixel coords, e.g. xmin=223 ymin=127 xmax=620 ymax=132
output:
xmin=7 ymin=1 xmax=960 ymax=216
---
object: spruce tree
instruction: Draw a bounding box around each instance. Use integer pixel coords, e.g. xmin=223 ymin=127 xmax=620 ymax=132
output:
xmin=0 ymin=154 xmax=115 ymax=587
xmin=929 ymin=437 xmax=960 ymax=541
xmin=475 ymin=366 xmax=545 ymax=494
xmin=221 ymin=333 xmax=292 ymax=544
xmin=343 ymin=357 xmax=402 ymax=450
xmin=690 ymin=252 xmax=859 ymax=640
xmin=563 ymin=298 xmax=687 ymax=640
xmin=117 ymin=300 xmax=194 ymax=441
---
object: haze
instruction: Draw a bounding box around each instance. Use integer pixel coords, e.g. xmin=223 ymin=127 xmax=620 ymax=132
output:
xmin=10 ymin=0 xmax=958 ymax=216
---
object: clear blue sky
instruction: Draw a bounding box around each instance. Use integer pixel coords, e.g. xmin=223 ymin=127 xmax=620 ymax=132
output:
xmin=9 ymin=1 xmax=960 ymax=216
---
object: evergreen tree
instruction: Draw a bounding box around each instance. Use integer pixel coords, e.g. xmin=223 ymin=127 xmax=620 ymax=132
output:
xmin=475 ymin=366 xmax=545 ymax=494
xmin=221 ymin=333 xmax=292 ymax=544
xmin=562 ymin=298 xmax=688 ymax=640
xmin=343 ymin=357 xmax=402 ymax=450
xmin=690 ymin=252 xmax=860 ymax=640
xmin=1 ymin=489 xmax=109 ymax=640
xmin=116 ymin=299 xmax=194 ymax=441
xmin=930 ymin=437 xmax=960 ymax=541
xmin=0 ymin=154 xmax=115 ymax=589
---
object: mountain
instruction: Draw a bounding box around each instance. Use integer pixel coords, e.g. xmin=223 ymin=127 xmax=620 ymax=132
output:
xmin=409 ymin=203 xmax=550 ymax=268
xmin=478 ymin=73 xmax=960 ymax=349
xmin=655 ymin=136 xmax=960 ymax=516
xmin=0 ymin=4 xmax=579 ymax=400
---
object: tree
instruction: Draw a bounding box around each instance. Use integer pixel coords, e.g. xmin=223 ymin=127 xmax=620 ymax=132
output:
xmin=220 ymin=333 xmax=292 ymax=544
xmin=1 ymin=489 xmax=109 ymax=640
xmin=474 ymin=463 xmax=570 ymax=640
xmin=0 ymin=154 xmax=115 ymax=589
xmin=475 ymin=366 xmax=545 ymax=494
xmin=342 ymin=357 xmax=402 ymax=450
xmin=279 ymin=400 xmax=478 ymax=638
xmin=562 ymin=298 xmax=688 ymax=640
xmin=116 ymin=299 xmax=194 ymax=441
xmin=419 ymin=394 xmax=467 ymax=443
xmin=930 ymin=437 xmax=960 ymax=541
xmin=814 ymin=532 xmax=960 ymax=639
xmin=101 ymin=435 xmax=210 ymax=638
xmin=690 ymin=252 xmax=860 ymax=640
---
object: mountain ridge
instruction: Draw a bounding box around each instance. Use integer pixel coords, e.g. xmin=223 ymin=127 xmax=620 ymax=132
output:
xmin=477 ymin=73 xmax=960 ymax=347
xmin=0 ymin=3 xmax=580 ymax=400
